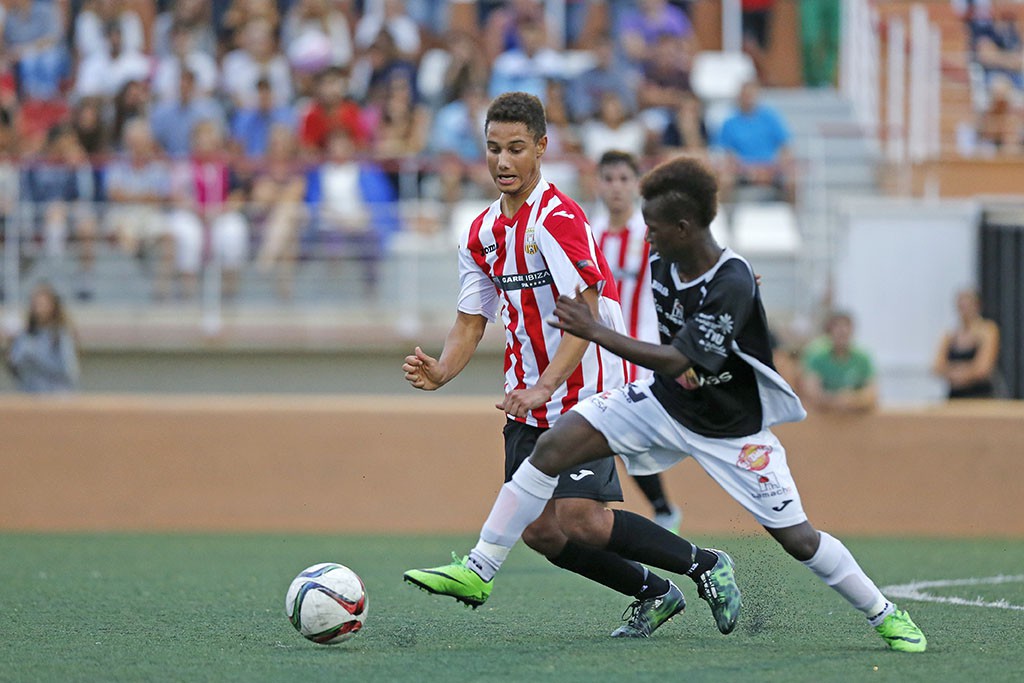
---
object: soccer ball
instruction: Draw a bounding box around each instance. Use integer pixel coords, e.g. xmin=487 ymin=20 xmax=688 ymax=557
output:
xmin=285 ymin=563 xmax=368 ymax=644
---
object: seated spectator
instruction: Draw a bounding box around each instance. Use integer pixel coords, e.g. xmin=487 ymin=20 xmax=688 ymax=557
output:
xmin=348 ymin=30 xmax=417 ymax=106
xmin=71 ymin=96 xmax=112 ymax=157
xmin=232 ymin=77 xmax=296 ymax=159
xmin=74 ymin=0 xmax=145 ymax=61
xmin=354 ymin=0 xmax=421 ymax=60
xmin=103 ymin=119 xmax=181 ymax=300
xmin=168 ymin=120 xmax=250 ymax=300
xmin=221 ymin=0 xmax=281 ymax=49
xmin=249 ymin=123 xmax=307 ymax=299
xmin=427 ymin=83 xmax=492 ymax=205
xmin=800 ymin=311 xmax=878 ymax=413
xmin=481 ymin=0 xmax=546 ymax=64
xmin=933 ymin=289 xmax=1001 ymax=399
xmin=153 ymin=0 xmax=216 ymax=58
xmin=715 ymin=80 xmax=796 ymax=203
xmin=370 ymin=73 xmax=432 ymax=164
xmin=150 ymin=69 xmax=226 ymax=158
xmin=580 ymin=91 xmax=647 ymax=162
xmin=221 ymin=18 xmax=292 ymax=110
xmin=312 ymin=129 xmax=400 ymax=296
xmin=488 ymin=17 xmax=563 ymax=103
xmin=637 ymin=33 xmax=694 ymax=113
xmin=659 ymin=92 xmax=708 ymax=159
xmin=283 ymin=0 xmax=354 ymax=92
xmin=19 ymin=125 xmax=99 ymax=299
xmin=110 ymin=79 xmax=151 ymax=149
xmin=543 ymin=79 xmax=582 ymax=158
xmin=976 ymin=74 xmax=1023 ymax=154
xmin=74 ymin=23 xmax=152 ymax=99
xmin=0 ymin=106 xmax=18 ymax=235
xmin=617 ymin=0 xmax=693 ymax=66
xmin=968 ymin=7 xmax=1024 ymax=91
xmin=152 ymin=21 xmax=219 ymax=102
xmin=434 ymin=30 xmax=489 ymax=106
xmin=2 ymin=0 xmax=69 ymax=100
xmin=565 ymin=35 xmax=637 ymax=123
xmin=4 ymin=282 xmax=79 ymax=393
xmin=299 ymin=67 xmax=368 ymax=154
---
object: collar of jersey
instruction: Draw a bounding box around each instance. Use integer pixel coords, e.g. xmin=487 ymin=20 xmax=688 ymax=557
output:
xmin=670 ymin=247 xmax=735 ymax=289
xmin=494 ymin=177 xmax=549 ymax=227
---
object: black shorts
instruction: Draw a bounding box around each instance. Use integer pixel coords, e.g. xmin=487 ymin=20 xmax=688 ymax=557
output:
xmin=503 ymin=419 xmax=623 ymax=502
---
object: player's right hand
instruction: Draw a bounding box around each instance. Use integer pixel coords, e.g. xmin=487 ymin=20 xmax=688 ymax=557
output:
xmin=402 ymin=346 xmax=444 ymax=391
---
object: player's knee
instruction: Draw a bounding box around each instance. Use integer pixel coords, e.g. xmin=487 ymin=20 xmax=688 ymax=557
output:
xmin=771 ymin=523 xmax=820 ymax=561
xmin=530 ymin=430 xmax=573 ymax=475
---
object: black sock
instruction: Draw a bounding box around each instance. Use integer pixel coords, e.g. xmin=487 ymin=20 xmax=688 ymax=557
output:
xmin=548 ymin=541 xmax=668 ymax=599
xmin=632 ymin=474 xmax=673 ymax=516
xmin=606 ymin=509 xmax=717 ymax=579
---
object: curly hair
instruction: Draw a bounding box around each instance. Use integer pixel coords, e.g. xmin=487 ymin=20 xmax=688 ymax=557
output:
xmin=485 ymin=92 xmax=547 ymax=142
xmin=639 ymin=156 xmax=718 ymax=228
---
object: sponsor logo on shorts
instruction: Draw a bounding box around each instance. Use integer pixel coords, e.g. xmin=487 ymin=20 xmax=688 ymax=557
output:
xmin=737 ymin=444 xmax=773 ymax=471
xmin=771 ymin=499 xmax=794 ymax=512
xmin=752 ymin=473 xmax=792 ymax=500
xmin=569 ymin=469 xmax=595 ymax=481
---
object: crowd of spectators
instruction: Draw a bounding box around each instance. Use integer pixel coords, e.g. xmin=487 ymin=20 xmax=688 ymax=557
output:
xmin=0 ymin=0 xmax=797 ymax=301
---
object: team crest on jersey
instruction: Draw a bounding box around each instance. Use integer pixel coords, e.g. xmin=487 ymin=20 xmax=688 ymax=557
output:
xmin=666 ymin=300 xmax=685 ymax=325
xmin=737 ymin=444 xmax=773 ymax=471
xmin=525 ymin=226 xmax=538 ymax=254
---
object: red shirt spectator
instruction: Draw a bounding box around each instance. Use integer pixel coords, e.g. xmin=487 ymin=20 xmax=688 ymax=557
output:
xmin=298 ymin=67 xmax=369 ymax=152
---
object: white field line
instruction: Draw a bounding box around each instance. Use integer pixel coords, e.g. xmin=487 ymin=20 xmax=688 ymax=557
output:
xmin=881 ymin=574 xmax=1024 ymax=611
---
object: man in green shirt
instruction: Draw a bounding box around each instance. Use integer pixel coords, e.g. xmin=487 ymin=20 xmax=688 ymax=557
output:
xmin=800 ymin=312 xmax=878 ymax=412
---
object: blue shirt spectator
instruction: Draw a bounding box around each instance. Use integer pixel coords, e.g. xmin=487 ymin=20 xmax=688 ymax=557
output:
xmin=566 ymin=39 xmax=637 ymax=123
xmin=488 ymin=18 xmax=563 ymax=103
xmin=150 ymin=70 xmax=226 ymax=157
xmin=231 ymin=79 xmax=296 ymax=158
xmin=2 ymin=0 xmax=68 ymax=99
xmin=618 ymin=0 xmax=693 ymax=65
xmin=429 ymin=87 xmax=487 ymax=161
xmin=716 ymin=86 xmax=791 ymax=164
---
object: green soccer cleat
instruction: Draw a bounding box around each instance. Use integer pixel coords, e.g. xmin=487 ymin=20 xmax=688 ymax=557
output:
xmin=695 ymin=549 xmax=741 ymax=634
xmin=611 ymin=581 xmax=686 ymax=638
xmin=875 ymin=608 xmax=927 ymax=652
xmin=403 ymin=553 xmax=493 ymax=609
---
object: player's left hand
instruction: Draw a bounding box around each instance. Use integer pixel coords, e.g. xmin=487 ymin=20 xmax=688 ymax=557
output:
xmin=496 ymin=386 xmax=551 ymax=418
xmin=548 ymin=288 xmax=596 ymax=340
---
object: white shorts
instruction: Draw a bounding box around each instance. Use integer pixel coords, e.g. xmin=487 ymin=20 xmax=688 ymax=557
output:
xmin=572 ymin=380 xmax=808 ymax=529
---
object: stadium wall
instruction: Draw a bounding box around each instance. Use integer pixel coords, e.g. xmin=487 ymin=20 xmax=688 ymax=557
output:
xmin=1 ymin=396 xmax=1021 ymax=537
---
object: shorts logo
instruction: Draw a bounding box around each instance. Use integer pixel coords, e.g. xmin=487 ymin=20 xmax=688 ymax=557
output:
xmin=737 ymin=444 xmax=773 ymax=471
xmin=569 ymin=469 xmax=595 ymax=481
xmin=753 ymin=473 xmax=792 ymax=499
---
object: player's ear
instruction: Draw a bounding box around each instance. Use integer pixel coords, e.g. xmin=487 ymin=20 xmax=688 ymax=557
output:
xmin=535 ymin=134 xmax=547 ymax=157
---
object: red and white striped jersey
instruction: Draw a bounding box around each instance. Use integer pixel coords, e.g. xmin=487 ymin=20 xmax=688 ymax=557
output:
xmin=592 ymin=208 xmax=660 ymax=382
xmin=457 ymin=178 xmax=627 ymax=428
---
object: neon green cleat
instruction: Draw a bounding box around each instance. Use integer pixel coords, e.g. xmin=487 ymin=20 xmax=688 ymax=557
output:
xmin=695 ymin=549 xmax=741 ymax=634
xmin=875 ymin=608 xmax=927 ymax=652
xmin=611 ymin=581 xmax=686 ymax=638
xmin=403 ymin=553 xmax=493 ymax=609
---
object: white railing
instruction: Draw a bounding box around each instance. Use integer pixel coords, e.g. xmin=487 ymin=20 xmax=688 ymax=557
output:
xmin=841 ymin=0 xmax=881 ymax=137
xmin=908 ymin=4 xmax=942 ymax=163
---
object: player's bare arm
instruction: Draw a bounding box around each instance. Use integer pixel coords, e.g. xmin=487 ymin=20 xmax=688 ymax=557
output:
xmin=404 ymin=312 xmax=487 ymax=391
xmin=497 ymin=287 xmax=600 ymax=418
xmin=549 ymin=291 xmax=693 ymax=379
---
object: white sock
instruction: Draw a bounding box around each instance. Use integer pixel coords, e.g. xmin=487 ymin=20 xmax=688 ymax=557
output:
xmin=469 ymin=460 xmax=558 ymax=581
xmin=801 ymin=531 xmax=893 ymax=625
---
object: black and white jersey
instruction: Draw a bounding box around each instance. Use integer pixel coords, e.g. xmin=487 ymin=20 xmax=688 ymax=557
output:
xmin=648 ymin=248 xmax=806 ymax=438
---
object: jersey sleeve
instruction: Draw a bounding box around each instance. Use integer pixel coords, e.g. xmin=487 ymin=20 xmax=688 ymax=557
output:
xmin=671 ymin=260 xmax=755 ymax=374
xmin=456 ymin=236 xmax=499 ymax=322
xmin=535 ymin=210 xmax=606 ymax=296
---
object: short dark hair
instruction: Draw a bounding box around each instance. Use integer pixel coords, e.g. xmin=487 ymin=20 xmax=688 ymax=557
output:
xmin=598 ymin=150 xmax=639 ymax=176
xmin=639 ymin=156 xmax=718 ymax=228
xmin=485 ymin=92 xmax=546 ymax=142
xmin=824 ymin=311 xmax=853 ymax=332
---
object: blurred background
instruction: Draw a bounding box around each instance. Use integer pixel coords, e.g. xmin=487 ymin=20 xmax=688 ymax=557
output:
xmin=0 ymin=0 xmax=1021 ymax=406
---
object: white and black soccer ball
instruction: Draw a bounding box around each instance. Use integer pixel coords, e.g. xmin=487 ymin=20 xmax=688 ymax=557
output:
xmin=285 ymin=563 xmax=368 ymax=644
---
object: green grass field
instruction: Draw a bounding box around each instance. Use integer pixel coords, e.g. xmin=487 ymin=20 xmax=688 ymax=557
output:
xmin=1 ymin=533 xmax=1022 ymax=683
